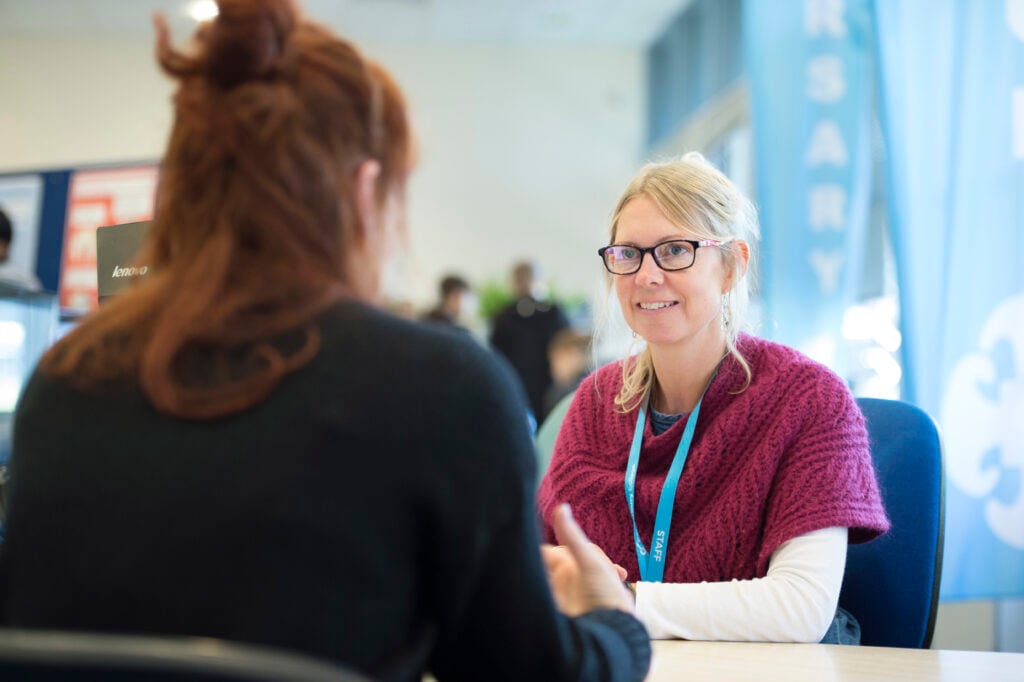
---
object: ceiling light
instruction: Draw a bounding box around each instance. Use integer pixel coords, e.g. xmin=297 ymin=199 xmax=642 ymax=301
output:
xmin=187 ymin=0 xmax=219 ymax=23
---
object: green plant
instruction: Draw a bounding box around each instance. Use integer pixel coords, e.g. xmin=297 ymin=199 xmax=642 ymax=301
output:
xmin=476 ymin=279 xmax=590 ymax=324
xmin=477 ymin=280 xmax=515 ymax=322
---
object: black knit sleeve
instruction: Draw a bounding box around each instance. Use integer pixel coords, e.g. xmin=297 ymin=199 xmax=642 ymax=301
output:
xmin=422 ymin=336 xmax=650 ymax=682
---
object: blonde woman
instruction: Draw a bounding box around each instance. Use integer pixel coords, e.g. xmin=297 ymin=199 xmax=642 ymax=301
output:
xmin=538 ymin=153 xmax=889 ymax=643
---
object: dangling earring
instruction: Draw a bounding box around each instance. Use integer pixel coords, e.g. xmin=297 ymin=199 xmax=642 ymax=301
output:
xmin=720 ymin=294 xmax=731 ymax=329
xmin=632 ymin=330 xmax=638 ymax=339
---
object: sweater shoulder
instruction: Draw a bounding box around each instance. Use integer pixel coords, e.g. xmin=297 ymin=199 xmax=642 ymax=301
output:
xmin=588 ymin=360 xmax=626 ymax=394
xmin=317 ymin=301 xmax=509 ymax=389
xmin=718 ymin=334 xmax=859 ymax=432
xmin=571 ymin=359 xmax=630 ymax=414
xmin=739 ymin=334 xmax=850 ymax=394
xmin=559 ymin=359 xmax=636 ymax=445
xmin=298 ymin=303 xmax=535 ymax=454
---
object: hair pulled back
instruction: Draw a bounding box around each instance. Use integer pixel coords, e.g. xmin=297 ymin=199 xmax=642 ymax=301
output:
xmin=42 ymin=0 xmax=413 ymax=419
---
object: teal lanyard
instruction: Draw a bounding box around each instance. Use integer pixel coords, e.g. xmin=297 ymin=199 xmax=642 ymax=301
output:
xmin=624 ymin=394 xmax=702 ymax=583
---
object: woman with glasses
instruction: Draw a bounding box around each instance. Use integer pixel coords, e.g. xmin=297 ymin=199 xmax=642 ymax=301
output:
xmin=537 ymin=153 xmax=889 ymax=643
xmin=0 ymin=1 xmax=651 ymax=679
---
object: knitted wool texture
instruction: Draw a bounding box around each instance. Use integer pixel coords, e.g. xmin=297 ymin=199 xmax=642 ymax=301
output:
xmin=537 ymin=334 xmax=890 ymax=583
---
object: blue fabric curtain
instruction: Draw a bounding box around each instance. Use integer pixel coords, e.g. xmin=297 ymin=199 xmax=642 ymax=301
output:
xmin=743 ymin=0 xmax=874 ymax=372
xmin=874 ymin=0 xmax=1024 ymax=599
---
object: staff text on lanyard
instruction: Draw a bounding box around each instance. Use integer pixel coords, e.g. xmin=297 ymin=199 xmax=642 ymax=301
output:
xmin=623 ymin=396 xmax=703 ymax=583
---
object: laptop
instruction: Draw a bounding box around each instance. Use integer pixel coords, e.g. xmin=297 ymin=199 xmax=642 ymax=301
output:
xmin=95 ymin=221 xmax=152 ymax=304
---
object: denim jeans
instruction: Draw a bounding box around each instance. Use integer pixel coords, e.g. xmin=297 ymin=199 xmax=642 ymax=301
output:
xmin=819 ymin=607 xmax=861 ymax=644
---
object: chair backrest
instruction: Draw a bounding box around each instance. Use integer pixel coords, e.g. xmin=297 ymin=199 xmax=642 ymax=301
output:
xmin=535 ymin=390 xmax=575 ymax=483
xmin=0 ymin=629 xmax=373 ymax=681
xmin=839 ymin=397 xmax=945 ymax=649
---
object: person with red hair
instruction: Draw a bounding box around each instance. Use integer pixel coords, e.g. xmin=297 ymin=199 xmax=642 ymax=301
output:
xmin=0 ymin=2 xmax=649 ymax=680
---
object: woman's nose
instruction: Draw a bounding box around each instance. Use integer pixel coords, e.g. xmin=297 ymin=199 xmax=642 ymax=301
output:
xmin=634 ymin=253 xmax=664 ymax=286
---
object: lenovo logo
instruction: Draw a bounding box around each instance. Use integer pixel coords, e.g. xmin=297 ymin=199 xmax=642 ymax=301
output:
xmin=111 ymin=265 xmax=149 ymax=278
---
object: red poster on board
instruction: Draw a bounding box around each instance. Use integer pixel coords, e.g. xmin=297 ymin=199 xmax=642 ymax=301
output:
xmin=59 ymin=166 xmax=159 ymax=312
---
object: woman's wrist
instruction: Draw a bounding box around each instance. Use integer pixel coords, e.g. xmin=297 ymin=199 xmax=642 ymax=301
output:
xmin=624 ymin=581 xmax=637 ymax=602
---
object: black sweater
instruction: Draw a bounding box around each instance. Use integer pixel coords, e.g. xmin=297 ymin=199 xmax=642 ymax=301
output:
xmin=0 ymin=301 xmax=649 ymax=682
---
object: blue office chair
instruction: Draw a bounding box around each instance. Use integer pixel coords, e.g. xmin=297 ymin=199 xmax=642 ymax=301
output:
xmin=0 ymin=629 xmax=373 ymax=681
xmin=840 ymin=397 xmax=945 ymax=649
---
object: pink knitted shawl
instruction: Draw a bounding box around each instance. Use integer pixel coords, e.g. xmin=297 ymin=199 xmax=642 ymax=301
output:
xmin=537 ymin=334 xmax=890 ymax=583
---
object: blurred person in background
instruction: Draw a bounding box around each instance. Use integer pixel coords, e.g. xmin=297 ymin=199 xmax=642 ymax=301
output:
xmin=490 ymin=260 xmax=568 ymax=424
xmin=543 ymin=328 xmax=591 ymax=418
xmin=538 ymin=153 xmax=889 ymax=645
xmin=0 ymin=2 xmax=650 ymax=680
xmin=421 ymin=273 xmax=473 ymax=331
xmin=0 ymin=207 xmax=42 ymax=292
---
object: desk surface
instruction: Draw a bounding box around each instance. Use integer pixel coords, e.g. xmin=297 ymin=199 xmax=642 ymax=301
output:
xmin=647 ymin=641 xmax=1024 ymax=681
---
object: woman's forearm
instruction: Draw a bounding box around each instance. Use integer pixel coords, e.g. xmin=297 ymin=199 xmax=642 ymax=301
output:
xmin=634 ymin=526 xmax=848 ymax=642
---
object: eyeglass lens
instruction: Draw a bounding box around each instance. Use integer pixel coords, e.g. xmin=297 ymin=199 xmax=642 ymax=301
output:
xmin=602 ymin=241 xmax=696 ymax=274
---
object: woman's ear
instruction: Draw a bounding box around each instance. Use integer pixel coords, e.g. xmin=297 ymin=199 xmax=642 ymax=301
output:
xmin=344 ymin=159 xmax=385 ymax=302
xmin=722 ymin=240 xmax=750 ymax=293
xmin=353 ymin=159 xmax=382 ymax=244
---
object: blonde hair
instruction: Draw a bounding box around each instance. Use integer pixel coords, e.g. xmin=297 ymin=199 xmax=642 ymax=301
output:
xmin=608 ymin=152 xmax=760 ymax=412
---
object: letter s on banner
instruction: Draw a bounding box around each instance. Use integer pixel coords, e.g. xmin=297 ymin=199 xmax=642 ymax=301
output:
xmin=806 ymin=55 xmax=847 ymax=103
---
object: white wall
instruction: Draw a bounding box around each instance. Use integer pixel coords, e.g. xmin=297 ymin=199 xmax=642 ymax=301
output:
xmin=0 ymin=38 xmax=174 ymax=171
xmin=932 ymin=601 xmax=996 ymax=651
xmin=376 ymin=43 xmax=643 ymax=312
xmin=0 ymin=36 xmax=644 ymax=313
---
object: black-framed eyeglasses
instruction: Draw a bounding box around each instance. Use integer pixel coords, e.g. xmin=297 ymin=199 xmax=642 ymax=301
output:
xmin=597 ymin=239 xmax=732 ymax=275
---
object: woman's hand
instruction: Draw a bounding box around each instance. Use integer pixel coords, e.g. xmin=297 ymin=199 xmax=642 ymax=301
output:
xmin=540 ymin=503 xmax=635 ymax=616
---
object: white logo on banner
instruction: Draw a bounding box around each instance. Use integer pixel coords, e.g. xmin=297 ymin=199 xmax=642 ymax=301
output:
xmin=941 ymin=293 xmax=1024 ymax=549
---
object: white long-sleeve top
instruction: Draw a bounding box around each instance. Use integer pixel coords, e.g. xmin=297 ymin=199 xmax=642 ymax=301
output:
xmin=634 ymin=526 xmax=847 ymax=642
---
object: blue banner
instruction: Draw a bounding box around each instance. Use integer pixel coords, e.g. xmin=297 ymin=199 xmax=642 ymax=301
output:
xmin=743 ymin=0 xmax=874 ymax=371
xmin=875 ymin=0 xmax=1024 ymax=599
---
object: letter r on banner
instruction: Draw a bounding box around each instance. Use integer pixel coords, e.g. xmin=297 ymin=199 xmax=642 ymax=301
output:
xmin=808 ymin=184 xmax=847 ymax=231
xmin=805 ymin=0 xmax=848 ymax=38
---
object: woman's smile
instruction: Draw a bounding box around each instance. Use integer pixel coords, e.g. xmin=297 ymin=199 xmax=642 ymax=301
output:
xmin=637 ymin=301 xmax=679 ymax=311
